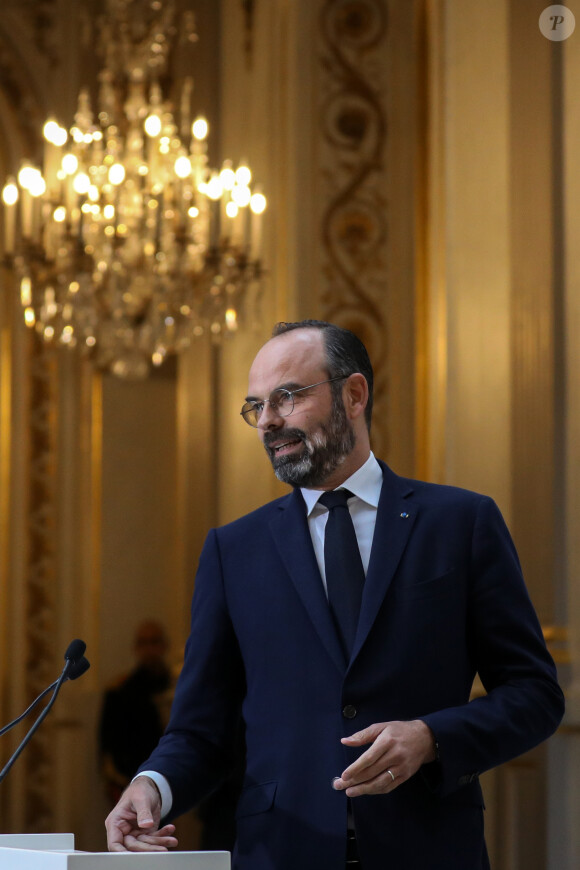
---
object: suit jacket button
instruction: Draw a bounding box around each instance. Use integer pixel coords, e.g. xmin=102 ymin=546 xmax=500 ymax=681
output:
xmin=342 ymin=705 xmax=357 ymax=719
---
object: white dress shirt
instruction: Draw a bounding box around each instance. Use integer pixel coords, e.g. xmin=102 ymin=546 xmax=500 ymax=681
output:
xmin=138 ymin=452 xmax=384 ymax=817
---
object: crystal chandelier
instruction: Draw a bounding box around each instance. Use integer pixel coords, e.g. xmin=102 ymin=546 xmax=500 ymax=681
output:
xmin=1 ymin=0 xmax=266 ymax=379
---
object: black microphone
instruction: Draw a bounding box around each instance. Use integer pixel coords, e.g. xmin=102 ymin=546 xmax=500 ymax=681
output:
xmin=0 ymin=641 xmax=89 ymax=783
xmin=64 ymin=638 xmax=86 ymax=665
xmin=68 ymin=656 xmax=90 ymax=681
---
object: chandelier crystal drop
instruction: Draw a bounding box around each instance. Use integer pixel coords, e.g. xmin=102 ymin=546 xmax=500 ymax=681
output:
xmin=1 ymin=0 xmax=267 ymax=379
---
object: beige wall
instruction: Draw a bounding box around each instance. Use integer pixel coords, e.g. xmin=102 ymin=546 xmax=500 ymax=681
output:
xmin=422 ymin=3 xmax=573 ymax=865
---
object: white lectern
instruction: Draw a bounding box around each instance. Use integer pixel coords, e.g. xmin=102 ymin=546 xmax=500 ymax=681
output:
xmin=0 ymin=834 xmax=230 ymax=869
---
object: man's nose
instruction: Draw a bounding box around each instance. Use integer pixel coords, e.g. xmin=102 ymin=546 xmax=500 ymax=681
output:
xmin=257 ymin=400 xmax=284 ymax=431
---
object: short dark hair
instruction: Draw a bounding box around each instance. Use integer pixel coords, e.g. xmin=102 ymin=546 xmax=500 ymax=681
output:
xmin=272 ymin=320 xmax=374 ymax=429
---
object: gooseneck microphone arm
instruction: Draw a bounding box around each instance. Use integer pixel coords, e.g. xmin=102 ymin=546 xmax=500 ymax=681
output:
xmin=0 ymin=640 xmax=90 ymax=784
xmin=0 ymin=654 xmax=92 ymax=738
xmin=0 ymin=683 xmax=57 ymax=738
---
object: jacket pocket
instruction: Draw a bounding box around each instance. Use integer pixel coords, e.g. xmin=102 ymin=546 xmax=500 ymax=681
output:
xmin=235 ymin=780 xmax=277 ymax=819
xmin=391 ymin=568 xmax=461 ymax=601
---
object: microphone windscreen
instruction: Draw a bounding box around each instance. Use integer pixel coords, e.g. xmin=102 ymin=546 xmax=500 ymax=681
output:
xmin=67 ymin=656 xmax=90 ymax=681
xmin=64 ymin=639 xmax=86 ymax=663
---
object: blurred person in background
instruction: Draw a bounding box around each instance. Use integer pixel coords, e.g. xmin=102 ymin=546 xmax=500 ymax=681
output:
xmin=99 ymin=620 xmax=173 ymax=805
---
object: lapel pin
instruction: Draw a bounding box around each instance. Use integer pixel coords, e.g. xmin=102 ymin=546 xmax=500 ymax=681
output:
xmin=400 ymin=512 xmax=409 ymax=519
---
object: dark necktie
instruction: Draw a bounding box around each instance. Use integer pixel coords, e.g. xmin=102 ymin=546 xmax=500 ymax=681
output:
xmin=319 ymin=489 xmax=365 ymax=660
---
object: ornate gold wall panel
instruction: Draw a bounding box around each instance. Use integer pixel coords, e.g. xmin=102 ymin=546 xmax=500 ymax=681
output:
xmin=317 ymin=0 xmax=390 ymax=457
xmin=22 ymin=337 xmax=60 ymax=832
xmin=0 ymin=0 xmax=68 ymax=833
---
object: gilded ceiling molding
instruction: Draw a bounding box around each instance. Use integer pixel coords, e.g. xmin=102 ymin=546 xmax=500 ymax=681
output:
xmin=318 ymin=0 xmax=389 ymax=454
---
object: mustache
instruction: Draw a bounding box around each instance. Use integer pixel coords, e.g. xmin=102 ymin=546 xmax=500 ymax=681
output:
xmin=263 ymin=427 xmax=307 ymax=449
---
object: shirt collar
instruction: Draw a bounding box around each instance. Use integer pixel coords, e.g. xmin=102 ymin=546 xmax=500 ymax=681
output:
xmin=301 ymin=452 xmax=383 ymax=517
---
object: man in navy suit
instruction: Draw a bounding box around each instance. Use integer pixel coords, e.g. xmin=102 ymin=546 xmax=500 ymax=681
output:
xmin=105 ymin=320 xmax=564 ymax=869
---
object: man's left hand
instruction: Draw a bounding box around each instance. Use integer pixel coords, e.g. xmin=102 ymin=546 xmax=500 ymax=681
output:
xmin=333 ymin=720 xmax=437 ymax=796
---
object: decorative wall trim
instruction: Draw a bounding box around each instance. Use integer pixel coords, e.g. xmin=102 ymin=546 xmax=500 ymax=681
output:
xmin=23 ymin=334 xmax=59 ymax=832
xmin=317 ymin=0 xmax=389 ymax=455
xmin=0 ymin=6 xmax=61 ymax=831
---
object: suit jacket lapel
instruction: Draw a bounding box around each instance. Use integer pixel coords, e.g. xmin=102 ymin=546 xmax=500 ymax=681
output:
xmin=351 ymin=462 xmax=417 ymax=663
xmin=269 ymin=488 xmax=346 ymax=674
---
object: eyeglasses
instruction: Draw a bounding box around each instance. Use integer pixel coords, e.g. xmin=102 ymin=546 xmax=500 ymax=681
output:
xmin=240 ymin=376 xmax=348 ymax=428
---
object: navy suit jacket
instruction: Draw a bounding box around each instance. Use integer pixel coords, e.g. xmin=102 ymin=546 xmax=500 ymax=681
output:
xmin=139 ymin=463 xmax=564 ymax=870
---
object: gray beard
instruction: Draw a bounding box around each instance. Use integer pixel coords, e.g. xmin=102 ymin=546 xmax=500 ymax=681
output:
xmin=263 ymin=398 xmax=355 ymax=488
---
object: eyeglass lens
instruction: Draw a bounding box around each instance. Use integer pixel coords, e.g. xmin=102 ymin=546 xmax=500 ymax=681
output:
xmin=241 ymin=389 xmax=294 ymax=426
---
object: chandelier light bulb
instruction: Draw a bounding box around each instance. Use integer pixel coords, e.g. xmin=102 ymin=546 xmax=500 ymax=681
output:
xmin=192 ymin=116 xmax=209 ymax=140
xmin=23 ymin=307 xmax=36 ymax=327
xmin=61 ymin=153 xmax=79 ymax=175
xmin=174 ymin=155 xmax=192 ymax=179
xmin=20 ymin=276 xmax=32 ymax=306
xmin=144 ymin=113 xmax=163 ymax=137
xmin=219 ymin=166 xmax=236 ymax=190
xmin=236 ymin=165 xmax=252 ymax=186
xmin=225 ymin=308 xmax=238 ymax=330
xmin=108 ymin=163 xmax=126 ymax=185
xmin=43 ymin=120 xmax=68 ymax=146
xmin=53 ymin=206 xmax=67 ymax=223
xmin=205 ymin=174 xmax=224 ymax=201
xmin=225 ymin=201 xmax=238 ymax=218
xmin=29 ymin=175 xmax=47 ymax=197
xmin=18 ymin=165 xmax=40 ymax=191
xmin=2 ymin=182 xmax=19 ymax=206
xmin=73 ymin=172 xmax=91 ymax=195
xmin=43 ymin=120 xmax=58 ymax=141
xmin=231 ymin=184 xmax=251 ymax=208
xmin=250 ymin=193 xmax=267 ymax=215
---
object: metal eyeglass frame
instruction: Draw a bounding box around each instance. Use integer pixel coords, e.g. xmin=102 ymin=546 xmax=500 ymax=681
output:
xmin=240 ymin=375 xmax=348 ymax=427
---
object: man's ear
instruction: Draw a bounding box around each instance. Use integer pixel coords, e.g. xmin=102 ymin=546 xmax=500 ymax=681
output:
xmin=343 ymin=373 xmax=368 ymax=421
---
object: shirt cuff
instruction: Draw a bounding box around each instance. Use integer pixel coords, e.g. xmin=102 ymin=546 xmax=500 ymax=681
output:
xmin=132 ymin=770 xmax=173 ymax=818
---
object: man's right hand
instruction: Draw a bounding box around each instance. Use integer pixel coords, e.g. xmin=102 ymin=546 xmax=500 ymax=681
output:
xmin=105 ymin=776 xmax=178 ymax=852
